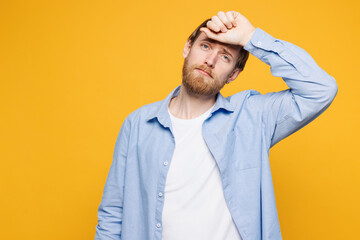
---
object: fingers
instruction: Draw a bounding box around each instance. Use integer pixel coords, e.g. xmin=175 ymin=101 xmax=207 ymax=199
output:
xmin=217 ymin=11 xmax=232 ymax=28
xmin=206 ymin=11 xmax=238 ymax=33
xmin=200 ymin=27 xmax=221 ymax=42
xmin=210 ymin=16 xmax=227 ymax=32
xmin=225 ymin=11 xmax=237 ymax=27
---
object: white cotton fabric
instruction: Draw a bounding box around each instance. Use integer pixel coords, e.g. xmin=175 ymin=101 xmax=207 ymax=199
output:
xmin=162 ymin=103 xmax=242 ymax=240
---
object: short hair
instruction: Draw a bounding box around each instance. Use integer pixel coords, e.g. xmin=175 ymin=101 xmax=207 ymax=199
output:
xmin=187 ymin=18 xmax=249 ymax=71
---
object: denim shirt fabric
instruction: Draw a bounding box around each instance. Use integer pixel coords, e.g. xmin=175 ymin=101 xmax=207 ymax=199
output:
xmin=95 ymin=27 xmax=338 ymax=240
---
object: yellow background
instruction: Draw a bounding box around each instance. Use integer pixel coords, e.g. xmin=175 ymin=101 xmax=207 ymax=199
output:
xmin=1 ymin=0 xmax=359 ymax=239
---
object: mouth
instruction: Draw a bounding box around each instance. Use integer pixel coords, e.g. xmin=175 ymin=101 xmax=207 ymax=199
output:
xmin=196 ymin=68 xmax=213 ymax=78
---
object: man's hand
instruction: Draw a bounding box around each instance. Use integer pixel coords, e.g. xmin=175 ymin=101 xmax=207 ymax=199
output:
xmin=200 ymin=11 xmax=256 ymax=47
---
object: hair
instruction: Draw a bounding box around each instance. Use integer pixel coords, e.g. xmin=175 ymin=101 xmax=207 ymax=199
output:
xmin=187 ymin=18 xmax=249 ymax=71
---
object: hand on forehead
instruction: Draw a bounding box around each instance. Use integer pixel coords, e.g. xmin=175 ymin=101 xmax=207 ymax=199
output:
xmin=199 ymin=11 xmax=256 ymax=47
xmin=196 ymin=31 xmax=241 ymax=50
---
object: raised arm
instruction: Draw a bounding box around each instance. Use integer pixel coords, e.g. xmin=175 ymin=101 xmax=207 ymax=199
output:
xmin=200 ymin=11 xmax=338 ymax=147
xmin=243 ymin=27 xmax=337 ymax=146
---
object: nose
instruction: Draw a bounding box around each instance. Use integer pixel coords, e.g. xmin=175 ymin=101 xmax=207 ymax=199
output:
xmin=205 ymin=51 xmax=217 ymax=68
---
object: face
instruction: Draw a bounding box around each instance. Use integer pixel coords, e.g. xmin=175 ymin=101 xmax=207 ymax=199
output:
xmin=182 ymin=32 xmax=242 ymax=98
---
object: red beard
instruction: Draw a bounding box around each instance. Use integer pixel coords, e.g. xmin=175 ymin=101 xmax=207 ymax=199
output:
xmin=182 ymin=57 xmax=226 ymax=97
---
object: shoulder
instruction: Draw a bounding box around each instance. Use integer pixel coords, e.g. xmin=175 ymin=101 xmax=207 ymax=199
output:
xmin=228 ymin=89 xmax=261 ymax=98
xmin=123 ymin=100 xmax=162 ymax=124
xmin=227 ymin=89 xmax=262 ymax=106
xmin=229 ymin=89 xmax=290 ymax=107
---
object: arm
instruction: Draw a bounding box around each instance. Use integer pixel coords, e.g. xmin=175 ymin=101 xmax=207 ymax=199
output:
xmin=201 ymin=11 xmax=338 ymax=147
xmin=243 ymin=28 xmax=338 ymax=147
xmin=95 ymin=118 xmax=130 ymax=239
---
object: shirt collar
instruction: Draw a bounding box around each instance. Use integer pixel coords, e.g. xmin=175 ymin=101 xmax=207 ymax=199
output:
xmin=145 ymin=85 xmax=235 ymax=128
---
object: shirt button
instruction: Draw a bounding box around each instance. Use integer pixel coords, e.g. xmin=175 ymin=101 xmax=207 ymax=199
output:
xmin=158 ymin=192 xmax=163 ymax=197
xmin=257 ymin=41 xmax=262 ymax=46
xmin=163 ymin=161 xmax=168 ymax=166
xmin=156 ymin=222 xmax=161 ymax=228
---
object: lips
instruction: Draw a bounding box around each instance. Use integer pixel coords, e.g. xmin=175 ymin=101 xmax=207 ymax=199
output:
xmin=196 ymin=68 xmax=212 ymax=78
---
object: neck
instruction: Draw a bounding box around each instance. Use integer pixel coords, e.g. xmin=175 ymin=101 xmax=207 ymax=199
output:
xmin=168 ymin=85 xmax=216 ymax=119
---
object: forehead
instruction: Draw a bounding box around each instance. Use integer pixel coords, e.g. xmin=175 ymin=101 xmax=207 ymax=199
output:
xmin=194 ymin=32 xmax=241 ymax=56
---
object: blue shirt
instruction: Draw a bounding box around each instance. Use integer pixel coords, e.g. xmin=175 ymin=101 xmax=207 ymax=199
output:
xmin=95 ymin=27 xmax=338 ymax=240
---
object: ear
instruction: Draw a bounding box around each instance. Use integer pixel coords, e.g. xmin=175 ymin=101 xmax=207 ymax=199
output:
xmin=183 ymin=40 xmax=192 ymax=58
xmin=227 ymin=67 xmax=242 ymax=84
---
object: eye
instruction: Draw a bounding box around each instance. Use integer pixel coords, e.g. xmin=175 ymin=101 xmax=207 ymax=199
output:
xmin=201 ymin=43 xmax=209 ymax=49
xmin=222 ymin=55 xmax=230 ymax=62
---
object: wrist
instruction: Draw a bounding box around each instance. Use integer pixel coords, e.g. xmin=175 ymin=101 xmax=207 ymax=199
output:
xmin=240 ymin=27 xmax=256 ymax=47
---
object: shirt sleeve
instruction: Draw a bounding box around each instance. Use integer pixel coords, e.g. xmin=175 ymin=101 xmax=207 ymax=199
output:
xmin=244 ymin=27 xmax=338 ymax=148
xmin=95 ymin=118 xmax=130 ymax=239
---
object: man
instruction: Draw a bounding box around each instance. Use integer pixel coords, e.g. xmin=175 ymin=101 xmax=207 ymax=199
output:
xmin=95 ymin=11 xmax=338 ymax=240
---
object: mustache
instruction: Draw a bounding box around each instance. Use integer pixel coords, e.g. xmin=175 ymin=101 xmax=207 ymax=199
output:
xmin=194 ymin=65 xmax=213 ymax=78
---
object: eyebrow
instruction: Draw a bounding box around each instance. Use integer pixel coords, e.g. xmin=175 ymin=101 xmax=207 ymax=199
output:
xmin=201 ymin=37 xmax=234 ymax=59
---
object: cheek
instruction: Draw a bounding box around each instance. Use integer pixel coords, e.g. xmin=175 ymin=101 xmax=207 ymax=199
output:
xmin=217 ymin=66 xmax=234 ymax=79
xmin=188 ymin=49 xmax=207 ymax=62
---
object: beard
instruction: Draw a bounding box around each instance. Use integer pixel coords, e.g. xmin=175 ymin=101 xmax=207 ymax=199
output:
xmin=182 ymin=56 xmax=227 ymax=98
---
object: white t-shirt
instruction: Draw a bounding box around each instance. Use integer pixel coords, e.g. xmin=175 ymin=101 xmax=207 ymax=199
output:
xmin=162 ymin=103 xmax=242 ymax=240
